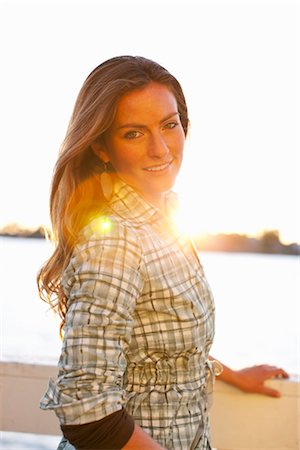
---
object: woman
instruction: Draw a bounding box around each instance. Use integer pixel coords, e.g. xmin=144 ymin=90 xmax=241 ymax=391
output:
xmin=38 ymin=56 xmax=288 ymax=450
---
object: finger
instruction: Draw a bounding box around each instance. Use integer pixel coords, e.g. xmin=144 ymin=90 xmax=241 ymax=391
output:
xmin=269 ymin=368 xmax=289 ymax=379
xmin=260 ymin=366 xmax=289 ymax=378
xmin=260 ymin=385 xmax=281 ymax=398
xmin=276 ymin=369 xmax=289 ymax=378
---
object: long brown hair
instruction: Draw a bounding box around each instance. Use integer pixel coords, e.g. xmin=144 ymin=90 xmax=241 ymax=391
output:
xmin=37 ymin=56 xmax=189 ymax=332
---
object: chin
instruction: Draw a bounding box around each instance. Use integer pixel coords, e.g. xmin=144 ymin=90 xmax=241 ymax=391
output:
xmin=149 ymin=178 xmax=176 ymax=195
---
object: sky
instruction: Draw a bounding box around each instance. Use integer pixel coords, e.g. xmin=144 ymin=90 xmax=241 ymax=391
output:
xmin=0 ymin=0 xmax=299 ymax=244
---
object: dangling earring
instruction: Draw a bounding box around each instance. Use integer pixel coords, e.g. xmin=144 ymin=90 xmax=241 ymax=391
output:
xmin=100 ymin=161 xmax=114 ymax=201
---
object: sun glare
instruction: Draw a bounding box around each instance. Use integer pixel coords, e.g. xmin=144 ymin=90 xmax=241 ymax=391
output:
xmin=170 ymin=205 xmax=202 ymax=239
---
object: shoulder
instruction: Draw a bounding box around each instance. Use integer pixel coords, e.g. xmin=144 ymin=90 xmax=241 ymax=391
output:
xmin=74 ymin=213 xmax=143 ymax=260
xmin=62 ymin=214 xmax=144 ymax=286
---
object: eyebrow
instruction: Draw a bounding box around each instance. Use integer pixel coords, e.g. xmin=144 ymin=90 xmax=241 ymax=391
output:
xmin=117 ymin=112 xmax=180 ymax=130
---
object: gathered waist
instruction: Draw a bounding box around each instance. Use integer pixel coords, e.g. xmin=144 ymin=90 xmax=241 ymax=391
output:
xmin=124 ymin=352 xmax=216 ymax=392
xmin=123 ymin=356 xmax=223 ymax=450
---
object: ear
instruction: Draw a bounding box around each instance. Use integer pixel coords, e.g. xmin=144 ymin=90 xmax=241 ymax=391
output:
xmin=91 ymin=141 xmax=110 ymax=163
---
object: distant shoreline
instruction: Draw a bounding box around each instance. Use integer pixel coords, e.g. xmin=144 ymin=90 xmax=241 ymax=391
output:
xmin=1 ymin=226 xmax=299 ymax=256
xmin=194 ymin=233 xmax=300 ymax=256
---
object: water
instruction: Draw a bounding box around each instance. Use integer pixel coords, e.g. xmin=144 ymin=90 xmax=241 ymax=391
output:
xmin=0 ymin=432 xmax=61 ymax=450
xmin=1 ymin=236 xmax=299 ymax=375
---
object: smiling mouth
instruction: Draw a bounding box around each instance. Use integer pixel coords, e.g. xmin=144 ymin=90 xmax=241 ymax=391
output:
xmin=144 ymin=160 xmax=173 ymax=172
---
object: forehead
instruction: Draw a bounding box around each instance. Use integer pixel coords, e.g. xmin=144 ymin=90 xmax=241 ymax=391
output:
xmin=114 ymin=82 xmax=178 ymax=122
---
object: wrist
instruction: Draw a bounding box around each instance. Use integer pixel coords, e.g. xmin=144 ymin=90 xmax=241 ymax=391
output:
xmin=218 ymin=364 xmax=239 ymax=387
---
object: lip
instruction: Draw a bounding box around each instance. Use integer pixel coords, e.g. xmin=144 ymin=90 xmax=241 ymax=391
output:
xmin=143 ymin=160 xmax=173 ymax=173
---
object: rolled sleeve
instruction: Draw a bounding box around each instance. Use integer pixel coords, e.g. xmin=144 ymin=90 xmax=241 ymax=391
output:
xmin=40 ymin=218 xmax=144 ymax=425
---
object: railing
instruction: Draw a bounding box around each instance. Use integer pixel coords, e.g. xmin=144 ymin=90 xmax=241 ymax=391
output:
xmin=0 ymin=361 xmax=299 ymax=449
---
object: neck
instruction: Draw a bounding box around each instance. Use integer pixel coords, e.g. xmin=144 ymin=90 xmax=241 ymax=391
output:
xmin=136 ymin=189 xmax=167 ymax=213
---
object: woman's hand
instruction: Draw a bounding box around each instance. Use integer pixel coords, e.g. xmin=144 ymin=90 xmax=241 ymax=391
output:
xmin=229 ymin=364 xmax=289 ymax=397
xmin=212 ymin=357 xmax=289 ymax=397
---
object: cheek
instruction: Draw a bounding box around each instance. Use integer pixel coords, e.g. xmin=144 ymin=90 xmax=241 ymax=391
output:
xmin=109 ymin=148 xmax=140 ymax=173
xmin=173 ymin=133 xmax=185 ymax=156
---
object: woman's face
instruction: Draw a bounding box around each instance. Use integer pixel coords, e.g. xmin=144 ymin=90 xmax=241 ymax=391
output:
xmin=100 ymin=82 xmax=185 ymax=209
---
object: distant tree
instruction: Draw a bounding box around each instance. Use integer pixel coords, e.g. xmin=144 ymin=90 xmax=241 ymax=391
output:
xmin=260 ymin=230 xmax=281 ymax=253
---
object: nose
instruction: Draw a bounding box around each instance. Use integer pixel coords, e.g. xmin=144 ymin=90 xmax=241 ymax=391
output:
xmin=147 ymin=132 xmax=170 ymax=159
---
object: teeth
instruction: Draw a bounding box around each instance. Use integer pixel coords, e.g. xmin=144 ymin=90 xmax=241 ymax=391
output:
xmin=145 ymin=162 xmax=171 ymax=172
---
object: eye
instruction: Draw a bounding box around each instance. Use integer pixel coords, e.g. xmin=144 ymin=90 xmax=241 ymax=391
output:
xmin=163 ymin=121 xmax=179 ymax=130
xmin=123 ymin=130 xmax=143 ymax=140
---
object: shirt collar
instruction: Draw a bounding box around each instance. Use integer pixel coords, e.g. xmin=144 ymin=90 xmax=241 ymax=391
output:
xmin=108 ymin=180 xmax=179 ymax=226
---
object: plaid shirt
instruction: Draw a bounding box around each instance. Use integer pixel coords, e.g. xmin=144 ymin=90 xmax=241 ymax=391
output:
xmin=40 ymin=181 xmax=215 ymax=450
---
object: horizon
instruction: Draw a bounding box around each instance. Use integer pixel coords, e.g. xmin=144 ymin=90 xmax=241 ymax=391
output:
xmin=0 ymin=221 xmax=299 ymax=246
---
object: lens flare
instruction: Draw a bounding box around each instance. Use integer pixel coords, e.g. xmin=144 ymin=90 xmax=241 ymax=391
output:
xmin=91 ymin=216 xmax=113 ymax=234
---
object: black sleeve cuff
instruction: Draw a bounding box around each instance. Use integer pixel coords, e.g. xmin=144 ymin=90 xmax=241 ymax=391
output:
xmin=61 ymin=408 xmax=135 ymax=450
